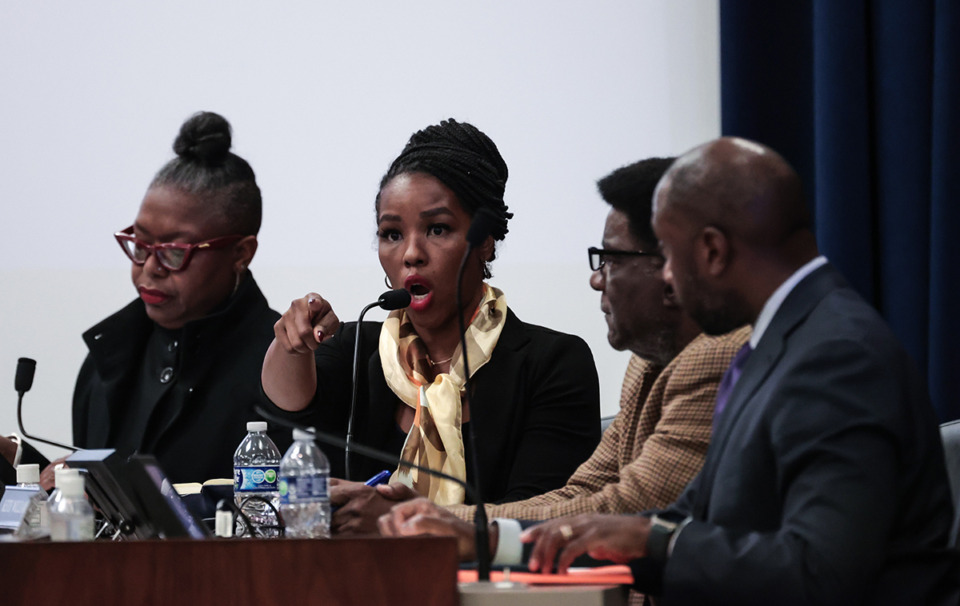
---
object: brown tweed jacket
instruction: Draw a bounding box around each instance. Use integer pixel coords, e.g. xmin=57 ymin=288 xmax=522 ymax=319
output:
xmin=448 ymin=326 xmax=750 ymax=522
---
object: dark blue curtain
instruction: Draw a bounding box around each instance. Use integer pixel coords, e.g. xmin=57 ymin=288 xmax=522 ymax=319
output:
xmin=720 ymin=0 xmax=959 ymax=422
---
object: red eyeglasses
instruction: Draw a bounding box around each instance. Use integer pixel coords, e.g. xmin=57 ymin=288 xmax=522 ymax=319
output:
xmin=114 ymin=226 xmax=244 ymax=272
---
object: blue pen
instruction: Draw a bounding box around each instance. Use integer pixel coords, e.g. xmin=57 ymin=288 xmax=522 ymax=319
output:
xmin=364 ymin=470 xmax=392 ymax=487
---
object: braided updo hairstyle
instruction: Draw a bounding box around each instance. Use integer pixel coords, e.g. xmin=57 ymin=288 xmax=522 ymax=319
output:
xmin=377 ymin=119 xmax=513 ymax=278
xmin=150 ymin=111 xmax=262 ymax=235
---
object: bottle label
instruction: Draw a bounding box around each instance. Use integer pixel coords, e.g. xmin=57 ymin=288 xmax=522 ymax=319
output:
xmin=234 ymin=466 xmax=279 ymax=492
xmin=278 ymin=474 xmax=329 ymax=505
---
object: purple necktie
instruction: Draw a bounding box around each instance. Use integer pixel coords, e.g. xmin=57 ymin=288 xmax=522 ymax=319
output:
xmin=713 ymin=343 xmax=753 ymax=431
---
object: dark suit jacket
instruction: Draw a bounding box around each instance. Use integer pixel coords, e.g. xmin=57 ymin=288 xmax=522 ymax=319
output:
xmin=635 ymin=264 xmax=958 ymax=605
xmin=73 ymin=274 xmax=286 ymax=484
xmin=269 ymin=309 xmax=601 ymax=504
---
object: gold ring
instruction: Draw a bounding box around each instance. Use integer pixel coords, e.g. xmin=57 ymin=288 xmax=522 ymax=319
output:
xmin=559 ymin=524 xmax=574 ymax=541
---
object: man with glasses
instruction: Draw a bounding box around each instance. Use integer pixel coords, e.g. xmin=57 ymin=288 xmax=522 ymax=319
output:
xmin=378 ymin=158 xmax=748 ymax=593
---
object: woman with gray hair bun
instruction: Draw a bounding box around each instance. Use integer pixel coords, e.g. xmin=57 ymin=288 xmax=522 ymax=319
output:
xmin=72 ymin=111 xmax=287 ymax=485
xmin=262 ymin=118 xmax=601 ymax=533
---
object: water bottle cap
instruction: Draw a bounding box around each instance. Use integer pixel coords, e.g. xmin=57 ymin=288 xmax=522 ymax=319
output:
xmin=59 ymin=473 xmax=85 ymax=498
xmin=246 ymin=421 xmax=268 ymax=432
xmin=292 ymin=428 xmax=315 ymax=442
xmin=16 ymin=463 xmax=40 ymax=484
xmin=54 ymin=466 xmax=80 ymax=486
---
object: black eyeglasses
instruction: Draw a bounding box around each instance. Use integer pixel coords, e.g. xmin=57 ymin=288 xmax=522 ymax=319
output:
xmin=588 ymin=246 xmax=663 ymax=272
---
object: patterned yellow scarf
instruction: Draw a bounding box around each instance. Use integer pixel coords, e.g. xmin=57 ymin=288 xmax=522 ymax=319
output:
xmin=379 ymin=284 xmax=507 ymax=505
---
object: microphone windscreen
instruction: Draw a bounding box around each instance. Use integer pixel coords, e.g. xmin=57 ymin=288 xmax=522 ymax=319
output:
xmin=15 ymin=357 xmax=36 ymax=394
xmin=466 ymin=208 xmax=498 ymax=248
xmin=378 ymin=289 xmax=412 ymax=311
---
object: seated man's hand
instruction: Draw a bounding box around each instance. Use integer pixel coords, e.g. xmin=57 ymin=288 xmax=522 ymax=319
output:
xmin=39 ymin=457 xmax=69 ymax=492
xmin=329 ymin=478 xmax=417 ymax=535
xmin=521 ymin=513 xmax=651 ymax=574
xmin=378 ymin=497 xmax=481 ymax=561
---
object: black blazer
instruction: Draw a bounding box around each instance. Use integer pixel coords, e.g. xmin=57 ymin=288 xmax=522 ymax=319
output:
xmin=636 ymin=264 xmax=959 ymax=605
xmin=270 ymin=309 xmax=601 ymax=504
xmin=73 ymin=274 xmax=286 ymax=484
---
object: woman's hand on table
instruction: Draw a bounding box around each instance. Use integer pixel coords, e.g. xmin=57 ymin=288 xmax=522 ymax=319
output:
xmin=330 ymin=479 xmax=418 ymax=535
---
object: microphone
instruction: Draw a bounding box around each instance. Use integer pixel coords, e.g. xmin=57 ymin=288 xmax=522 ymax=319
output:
xmin=377 ymin=288 xmax=413 ymax=311
xmin=15 ymin=357 xmax=78 ymax=452
xmin=456 ymin=209 xmax=498 ymax=582
xmin=346 ymin=289 xmax=412 ymax=480
xmin=15 ymin=357 xmax=36 ymax=394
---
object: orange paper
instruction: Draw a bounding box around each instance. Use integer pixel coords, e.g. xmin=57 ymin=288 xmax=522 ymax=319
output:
xmin=458 ymin=565 xmax=633 ymax=585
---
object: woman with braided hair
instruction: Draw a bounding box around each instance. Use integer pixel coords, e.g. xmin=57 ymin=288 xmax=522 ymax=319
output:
xmin=262 ymin=118 xmax=601 ymax=533
xmin=72 ymin=111 xmax=288 ymax=484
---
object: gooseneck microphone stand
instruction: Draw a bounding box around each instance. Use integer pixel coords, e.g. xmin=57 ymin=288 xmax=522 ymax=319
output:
xmin=455 ymin=208 xmax=499 ymax=582
xmin=346 ymin=289 xmax=412 ymax=480
xmin=256 ymin=404 xmax=481 ymax=510
xmin=15 ymin=357 xmax=78 ymax=452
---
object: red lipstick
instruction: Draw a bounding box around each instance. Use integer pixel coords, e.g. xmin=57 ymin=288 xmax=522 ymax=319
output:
xmin=139 ymin=286 xmax=171 ymax=306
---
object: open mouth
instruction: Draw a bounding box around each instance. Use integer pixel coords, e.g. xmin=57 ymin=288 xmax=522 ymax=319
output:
xmin=409 ymin=283 xmax=430 ymax=297
xmin=404 ymin=276 xmax=433 ymax=311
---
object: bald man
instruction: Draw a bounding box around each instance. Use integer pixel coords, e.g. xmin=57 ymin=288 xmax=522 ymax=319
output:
xmin=522 ymin=138 xmax=957 ymax=605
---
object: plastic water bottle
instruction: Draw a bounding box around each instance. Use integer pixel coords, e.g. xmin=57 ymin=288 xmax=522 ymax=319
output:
xmin=45 ymin=467 xmax=77 ymax=528
xmin=234 ymin=421 xmax=281 ymax=537
xmin=279 ymin=428 xmax=330 ymax=538
xmin=15 ymin=463 xmax=44 ymax=492
xmin=48 ymin=472 xmax=94 ymax=541
xmin=46 ymin=467 xmax=80 ymax=514
xmin=13 ymin=463 xmax=48 ymax=538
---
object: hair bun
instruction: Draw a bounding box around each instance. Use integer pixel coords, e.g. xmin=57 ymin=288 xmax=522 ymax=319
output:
xmin=172 ymin=111 xmax=232 ymax=165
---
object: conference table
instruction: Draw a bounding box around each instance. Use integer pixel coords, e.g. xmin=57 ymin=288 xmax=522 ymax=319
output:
xmin=0 ymin=536 xmax=627 ymax=605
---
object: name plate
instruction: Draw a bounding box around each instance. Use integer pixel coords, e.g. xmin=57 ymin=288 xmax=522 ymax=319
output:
xmin=0 ymin=486 xmax=37 ymax=532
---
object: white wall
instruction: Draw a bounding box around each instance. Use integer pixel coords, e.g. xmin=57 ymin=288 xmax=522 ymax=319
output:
xmin=0 ymin=1 xmax=719 ymax=460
